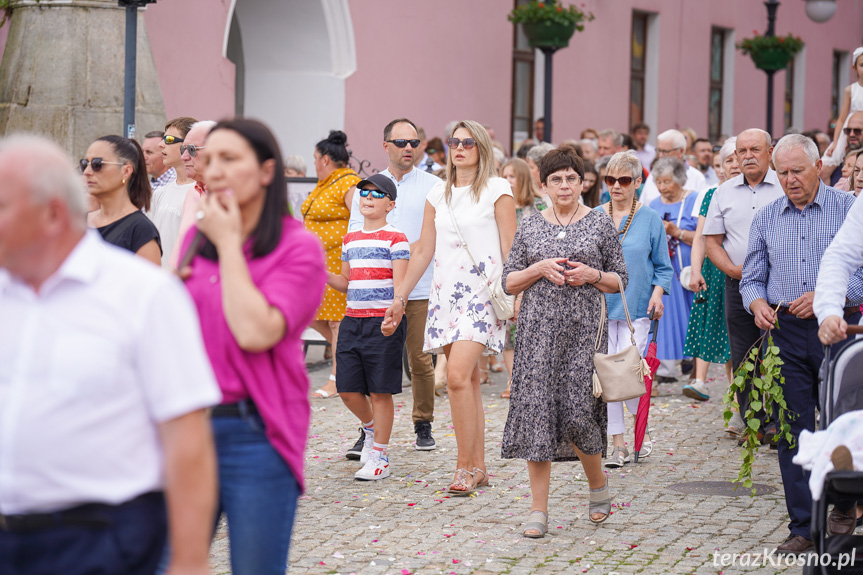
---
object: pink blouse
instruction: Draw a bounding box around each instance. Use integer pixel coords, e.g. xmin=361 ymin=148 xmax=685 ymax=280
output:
xmin=182 ymin=216 xmax=326 ymax=492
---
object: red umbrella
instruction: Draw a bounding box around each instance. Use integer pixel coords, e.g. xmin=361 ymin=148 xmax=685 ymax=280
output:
xmin=633 ymin=310 xmax=660 ymax=462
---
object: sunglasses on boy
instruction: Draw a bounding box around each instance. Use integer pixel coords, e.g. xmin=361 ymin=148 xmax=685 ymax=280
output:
xmin=386 ymin=139 xmax=420 ymax=149
xmin=162 ymin=134 xmax=184 ymax=145
xmin=603 ymin=175 xmax=634 ymax=187
xmin=79 ymin=158 xmax=125 ymax=173
xmin=358 ymin=188 xmax=391 ymax=199
xmin=447 ymin=137 xmax=476 ymax=150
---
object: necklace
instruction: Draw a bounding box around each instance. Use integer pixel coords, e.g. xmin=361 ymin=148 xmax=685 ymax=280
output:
xmin=608 ymin=198 xmax=638 ymax=241
xmin=551 ymin=203 xmax=581 ymax=239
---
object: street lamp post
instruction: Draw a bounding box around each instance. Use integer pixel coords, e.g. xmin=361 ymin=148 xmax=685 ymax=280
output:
xmin=118 ymin=0 xmax=156 ymax=139
xmin=541 ymin=46 xmax=559 ymax=143
xmin=763 ymin=0 xmax=779 ymax=136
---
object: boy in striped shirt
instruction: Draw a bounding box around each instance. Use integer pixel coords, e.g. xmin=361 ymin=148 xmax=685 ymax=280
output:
xmin=327 ymin=173 xmax=409 ymax=480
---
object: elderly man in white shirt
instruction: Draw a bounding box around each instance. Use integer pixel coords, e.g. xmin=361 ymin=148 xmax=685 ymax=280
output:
xmin=348 ymin=118 xmax=441 ymax=453
xmin=639 ymin=129 xmax=707 ymax=205
xmin=0 ymin=135 xmax=221 ymax=575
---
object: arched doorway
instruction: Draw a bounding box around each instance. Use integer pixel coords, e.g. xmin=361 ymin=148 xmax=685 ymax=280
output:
xmin=224 ymin=0 xmax=356 ymax=169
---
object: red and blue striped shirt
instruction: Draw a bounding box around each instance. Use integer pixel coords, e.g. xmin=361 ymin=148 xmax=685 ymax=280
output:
xmin=341 ymin=225 xmax=410 ymax=317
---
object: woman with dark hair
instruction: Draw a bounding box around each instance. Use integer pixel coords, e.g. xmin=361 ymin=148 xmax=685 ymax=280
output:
xmin=84 ymin=135 xmax=161 ymax=265
xmin=302 ymin=130 xmax=360 ymax=399
xmin=180 ymin=118 xmax=326 ymax=574
xmin=383 ymin=120 xmax=516 ymax=495
xmin=581 ymin=159 xmax=601 ymax=208
xmin=501 ymin=145 xmax=627 ymax=535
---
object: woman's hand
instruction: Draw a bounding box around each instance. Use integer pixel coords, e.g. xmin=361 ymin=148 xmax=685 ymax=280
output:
xmin=825 ymin=142 xmax=836 ymax=157
xmin=663 ymin=220 xmax=679 ymax=237
xmin=382 ymin=301 xmax=404 ymax=332
xmin=647 ymin=291 xmax=664 ymax=320
xmin=532 ymin=257 xmax=567 ymax=286
xmin=564 ymin=261 xmax=597 ymax=286
xmin=195 ymin=191 xmax=243 ymax=252
xmin=689 ymin=270 xmax=706 ymax=293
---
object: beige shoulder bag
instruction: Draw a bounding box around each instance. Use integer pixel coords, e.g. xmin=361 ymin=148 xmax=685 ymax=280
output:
xmin=592 ymin=274 xmax=649 ymax=402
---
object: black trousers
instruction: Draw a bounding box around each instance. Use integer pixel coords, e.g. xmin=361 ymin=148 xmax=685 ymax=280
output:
xmin=770 ymin=311 xmax=860 ymax=538
xmin=0 ymin=492 xmax=166 ymax=575
xmin=725 ymin=277 xmax=768 ymax=422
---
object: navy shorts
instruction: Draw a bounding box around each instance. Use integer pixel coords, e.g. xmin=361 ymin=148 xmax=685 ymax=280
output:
xmin=336 ymin=315 xmax=406 ymax=395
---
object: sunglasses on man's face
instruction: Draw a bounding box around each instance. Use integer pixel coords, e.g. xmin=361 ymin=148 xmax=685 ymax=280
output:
xmin=180 ymin=144 xmax=205 ymax=157
xmin=162 ymin=134 xmax=184 ymax=145
xmin=447 ymin=137 xmax=476 ymax=150
xmin=844 ymin=127 xmax=863 ymax=137
xmin=603 ymin=175 xmax=634 ymax=187
xmin=79 ymin=158 xmax=125 ymax=173
xmin=386 ymin=139 xmax=420 ymax=149
xmin=358 ymin=188 xmax=390 ymax=199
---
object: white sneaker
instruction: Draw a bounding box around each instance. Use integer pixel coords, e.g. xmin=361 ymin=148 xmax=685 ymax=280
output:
xmin=682 ymin=379 xmax=710 ymax=401
xmin=359 ymin=428 xmax=375 ymax=463
xmin=355 ymin=450 xmax=390 ymax=481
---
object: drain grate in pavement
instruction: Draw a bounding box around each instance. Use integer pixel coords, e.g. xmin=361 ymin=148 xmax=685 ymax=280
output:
xmin=666 ymin=481 xmax=778 ymax=497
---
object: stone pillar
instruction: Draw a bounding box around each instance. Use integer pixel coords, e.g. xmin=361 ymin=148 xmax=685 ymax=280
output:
xmin=0 ymin=0 xmax=166 ymax=157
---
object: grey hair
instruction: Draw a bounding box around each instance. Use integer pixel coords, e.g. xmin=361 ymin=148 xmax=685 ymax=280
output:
xmin=772 ymin=134 xmax=820 ymax=166
xmin=595 ymin=154 xmax=612 ymax=170
xmin=191 ymin=120 xmax=217 ymax=135
xmin=719 ymin=137 xmax=737 ymax=166
xmin=579 ymin=138 xmax=598 ymax=152
xmin=657 ymin=129 xmax=686 ymax=150
xmin=652 ymin=157 xmax=688 ymax=185
xmin=606 ymin=150 xmax=643 ymax=179
xmin=738 ymin=128 xmax=772 ymax=148
xmin=492 ymin=146 xmax=506 ymax=168
xmin=598 ymin=129 xmax=624 ymax=147
xmin=0 ymin=134 xmax=88 ymax=219
xmin=526 ymin=142 xmax=555 ymax=164
xmin=284 ymin=154 xmax=306 ymax=175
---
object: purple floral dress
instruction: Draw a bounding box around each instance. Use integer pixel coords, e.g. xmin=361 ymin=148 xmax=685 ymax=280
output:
xmin=423 ymin=177 xmax=513 ymax=356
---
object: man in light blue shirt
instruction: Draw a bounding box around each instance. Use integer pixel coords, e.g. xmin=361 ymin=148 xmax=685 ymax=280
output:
xmin=348 ymin=118 xmax=440 ymax=452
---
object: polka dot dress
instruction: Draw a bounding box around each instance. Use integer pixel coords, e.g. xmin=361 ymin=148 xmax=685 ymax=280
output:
xmin=683 ymin=187 xmax=731 ymax=363
xmin=301 ymin=167 xmax=360 ymax=322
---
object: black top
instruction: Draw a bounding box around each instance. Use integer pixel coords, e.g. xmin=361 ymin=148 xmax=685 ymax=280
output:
xmin=97 ymin=211 xmax=162 ymax=255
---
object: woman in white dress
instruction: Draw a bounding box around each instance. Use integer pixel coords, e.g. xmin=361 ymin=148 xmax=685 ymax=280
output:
xmin=384 ymin=120 xmax=516 ymax=494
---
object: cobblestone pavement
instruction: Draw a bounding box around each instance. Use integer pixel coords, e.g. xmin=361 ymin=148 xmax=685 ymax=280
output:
xmin=210 ymin=351 xmax=809 ymax=575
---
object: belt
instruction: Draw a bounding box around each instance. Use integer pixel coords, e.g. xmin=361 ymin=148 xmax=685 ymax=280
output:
xmin=211 ymin=399 xmax=258 ymax=418
xmin=0 ymin=491 xmax=161 ymax=533
xmin=774 ymin=305 xmax=859 ymax=317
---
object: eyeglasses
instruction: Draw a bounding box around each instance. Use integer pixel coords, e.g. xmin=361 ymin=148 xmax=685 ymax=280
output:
xmin=162 ymin=134 xmax=184 ymax=145
xmin=358 ymin=188 xmax=390 ymax=199
xmin=604 ymin=175 xmax=634 ymax=187
xmin=79 ymin=158 xmax=125 ymax=173
xmin=656 ymin=148 xmax=681 ymax=155
xmin=386 ymin=139 xmax=420 ymax=148
xmin=843 ymin=127 xmax=863 ymax=137
xmin=180 ymin=144 xmax=205 ymax=157
xmin=712 ymin=145 xmax=722 ymax=153
xmin=447 ymin=137 xmax=476 ymax=150
xmin=547 ymin=175 xmax=580 ymax=187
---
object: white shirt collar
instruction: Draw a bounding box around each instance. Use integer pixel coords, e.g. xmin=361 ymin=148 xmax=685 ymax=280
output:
xmin=0 ymin=231 xmax=100 ymax=295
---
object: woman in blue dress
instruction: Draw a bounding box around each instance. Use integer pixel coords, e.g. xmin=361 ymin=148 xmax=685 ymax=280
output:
xmin=648 ymin=158 xmax=699 ymax=390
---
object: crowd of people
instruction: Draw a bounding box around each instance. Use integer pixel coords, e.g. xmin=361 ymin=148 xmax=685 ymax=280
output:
xmin=1 ymin=47 xmax=863 ymax=575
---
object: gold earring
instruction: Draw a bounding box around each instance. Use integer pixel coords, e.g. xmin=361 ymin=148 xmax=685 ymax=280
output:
xmin=122 ymin=179 xmax=126 ymax=184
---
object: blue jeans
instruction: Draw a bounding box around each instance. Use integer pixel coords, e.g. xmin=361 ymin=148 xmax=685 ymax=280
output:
xmin=212 ymin=411 xmax=301 ymax=574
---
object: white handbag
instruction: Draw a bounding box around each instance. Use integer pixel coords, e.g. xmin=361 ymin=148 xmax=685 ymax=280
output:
xmin=674 ymin=197 xmax=693 ymax=292
xmin=448 ymin=207 xmax=515 ymax=321
xmin=592 ymin=274 xmax=650 ymax=403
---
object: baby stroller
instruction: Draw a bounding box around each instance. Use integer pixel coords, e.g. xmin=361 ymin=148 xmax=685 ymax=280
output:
xmin=807 ymin=325 xmax=863 ymax=574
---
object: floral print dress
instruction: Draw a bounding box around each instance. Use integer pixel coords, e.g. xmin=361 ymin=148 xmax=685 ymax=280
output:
xmin=424 ymin=177 xmax=513 ymax=356
xmin=501 ymin=209 xmax=628 ymax=460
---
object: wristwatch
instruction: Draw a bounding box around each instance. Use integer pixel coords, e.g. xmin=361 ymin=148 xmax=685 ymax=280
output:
xmin=678 ymin=230 xmax=684 ymax=240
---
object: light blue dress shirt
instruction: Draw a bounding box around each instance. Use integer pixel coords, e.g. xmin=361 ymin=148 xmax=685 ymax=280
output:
xmin=348 ymin=167 xmax=440 ymax=300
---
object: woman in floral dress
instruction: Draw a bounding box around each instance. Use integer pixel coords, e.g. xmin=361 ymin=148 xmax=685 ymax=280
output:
xmin=384 ymin=120 xmax=516 ymax=495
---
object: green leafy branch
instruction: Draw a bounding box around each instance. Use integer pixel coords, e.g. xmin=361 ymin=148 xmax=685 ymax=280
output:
xmin=722 ymin=303 xmax=795 ymax=495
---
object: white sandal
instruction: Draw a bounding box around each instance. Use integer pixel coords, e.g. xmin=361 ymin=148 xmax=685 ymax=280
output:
xmin=313 ymin=374 xmax=339 ymax=399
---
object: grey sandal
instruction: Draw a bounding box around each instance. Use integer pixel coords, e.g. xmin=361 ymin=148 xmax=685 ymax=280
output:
xmin=589 ymin=479 xmax=611 ymax=524
xmin=523 ymin=510 xmax=548 ymax=538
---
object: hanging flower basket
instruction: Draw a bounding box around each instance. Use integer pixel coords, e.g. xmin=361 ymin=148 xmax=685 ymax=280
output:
xmin=508 ymin=0 xmax=594 ymax=50
xmin=737 ymin=33 xmax=804 ymax=72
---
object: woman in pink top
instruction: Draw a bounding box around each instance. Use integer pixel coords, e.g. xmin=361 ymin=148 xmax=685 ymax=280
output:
xmin=180 ymin=119 xmax=326 ymax=575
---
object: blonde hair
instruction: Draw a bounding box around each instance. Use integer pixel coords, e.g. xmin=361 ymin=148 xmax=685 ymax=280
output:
xmin=501 ymin=157 xmax=536 ymax=208
xmin=445 ymin=120 xmax=495 ymax=204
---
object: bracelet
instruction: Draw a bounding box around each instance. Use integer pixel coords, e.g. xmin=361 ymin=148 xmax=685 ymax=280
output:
xmin=593 ymin=270 xmax=602 ymax=284
xmin=395 ymin=294 xmax=407 ymax=308
xmin=678 ymin=230 xmax=684 ymax=240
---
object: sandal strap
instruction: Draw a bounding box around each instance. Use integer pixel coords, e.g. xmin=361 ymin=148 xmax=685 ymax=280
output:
xmin=589 ymin=482 xmax=610 ymax=502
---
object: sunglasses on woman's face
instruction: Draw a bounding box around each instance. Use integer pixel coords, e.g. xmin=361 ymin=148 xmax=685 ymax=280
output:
xmin=79 ymin=158 xmax=125 ymax=173
xmin=180 ymin=144 xmax=205 ymax=157
xmin=604 ymin=175 xmax=634 ymax=187
xmin=358 ymin=188 xmax=389 ymax=199
xmin=447 ymin=137 xmax=476 ymax=150
xmin=386 ymin=139 xmax=420 ymax=149
xmin=162 ymin=134 xmax=184 ymax=145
